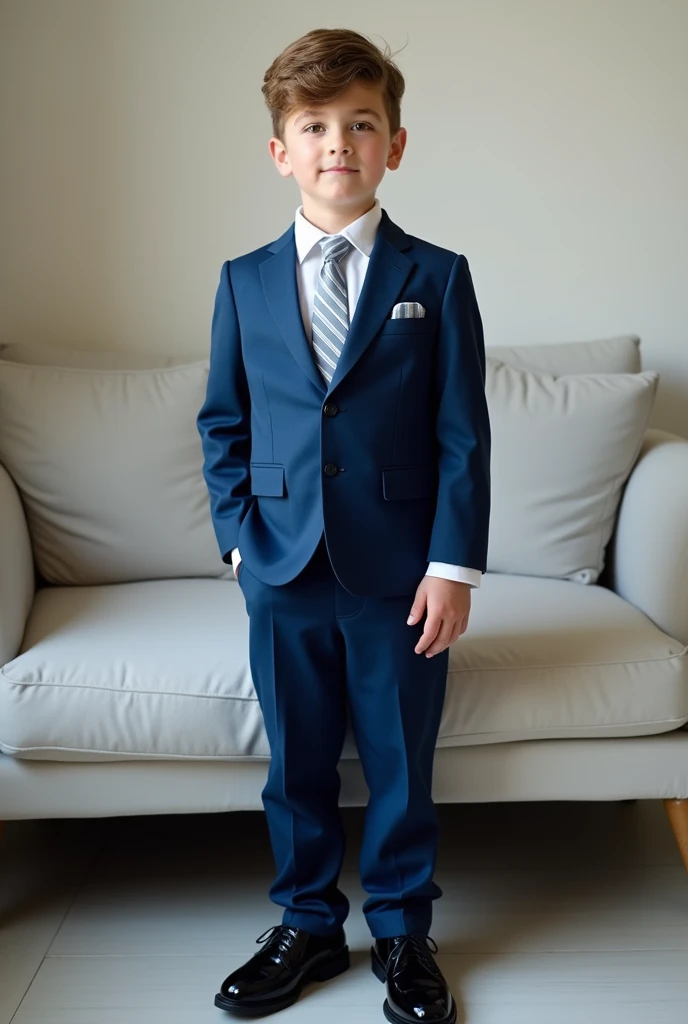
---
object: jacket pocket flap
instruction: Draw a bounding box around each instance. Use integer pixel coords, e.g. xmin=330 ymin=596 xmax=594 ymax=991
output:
xmin=382 ymin=465 xmax=436 ymax=500
xmin=250 ymin=463 xmax=285 ymax=496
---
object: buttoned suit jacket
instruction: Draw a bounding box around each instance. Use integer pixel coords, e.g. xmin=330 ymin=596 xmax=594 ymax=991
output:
xmin=196 ymin=206 xmax=491 ymax=596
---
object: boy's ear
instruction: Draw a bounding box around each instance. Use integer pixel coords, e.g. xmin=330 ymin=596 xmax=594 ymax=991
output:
xmin=268 ymin=137 xmax=293 ymax=178
xmin=386 ymin=127 xmax=407 ymax=171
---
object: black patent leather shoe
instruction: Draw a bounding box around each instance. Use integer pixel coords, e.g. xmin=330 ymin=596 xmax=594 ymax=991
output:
xmin=215 ymin=924 xmax=349 ymax=1016
xmin=371 ymin=934 xmax=456 ymax=1024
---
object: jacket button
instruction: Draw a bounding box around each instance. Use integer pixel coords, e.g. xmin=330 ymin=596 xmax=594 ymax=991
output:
xmin=323 ymin=403 xmax=338 ymax=417
xmin=324 ymin=463 xmax=339 ymax=477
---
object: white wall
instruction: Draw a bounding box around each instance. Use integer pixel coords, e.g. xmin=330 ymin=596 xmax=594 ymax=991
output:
xmin=1 ymin=0 xmax=686 ymax=435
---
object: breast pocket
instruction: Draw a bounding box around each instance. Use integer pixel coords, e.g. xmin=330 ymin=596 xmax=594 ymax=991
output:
xmin=378 ymin=316 xmax=434 ymax=337
xmin=250 ymin=463 xmax=286 ymax=496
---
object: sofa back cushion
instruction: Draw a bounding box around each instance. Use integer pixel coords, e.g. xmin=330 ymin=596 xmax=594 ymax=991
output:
xmin=0 ymin=357 xmax=232 ymax=585
xmin=485 ymin=360 xmax=659 ymax=583
xmin=487 ymin=333 xmax=641 ymax=375
xmin=0 ymin=341 xmax=192 ymax=369
xmin=0 ymin=332 xmax=641 ymax=375
xmin=0 ymin=334 xmax=650 ymax=586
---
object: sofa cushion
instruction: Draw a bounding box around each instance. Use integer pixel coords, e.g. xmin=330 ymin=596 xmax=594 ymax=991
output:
xmin=0 ymin=333 xmax=642 ymax=375
xmin=0 ymin=336 xmax=650 ymax=587
xmin=485 ymin=361 xmax=659 ymax=584
xmin=0 ymin=341 xmax=193 ymax=369
xmin=0 ymin=573 xmax=685 ymax=761
xmin=0 ymin=358 xmax=232 ymax=585
xmin=487 ymin=334 xmax=641 ymax=375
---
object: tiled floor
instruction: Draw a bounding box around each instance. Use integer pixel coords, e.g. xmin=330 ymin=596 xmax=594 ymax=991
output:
xmin=1 ymin=799 xmax=687 ymax=1022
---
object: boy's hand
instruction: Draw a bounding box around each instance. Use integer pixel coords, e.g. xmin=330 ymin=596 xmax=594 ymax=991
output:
xmin=408 ymin=577 xmax=471 ymax=657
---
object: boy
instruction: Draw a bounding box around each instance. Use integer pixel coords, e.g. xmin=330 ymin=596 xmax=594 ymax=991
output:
xmin=197 ymin=27 xmax=490 ymax=1023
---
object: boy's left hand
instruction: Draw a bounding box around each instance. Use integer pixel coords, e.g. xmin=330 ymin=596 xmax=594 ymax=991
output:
xmin=407 ymin=577 xmax=471 ymax=657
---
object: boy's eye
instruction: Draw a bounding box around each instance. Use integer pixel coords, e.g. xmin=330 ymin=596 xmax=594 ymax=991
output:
xmin=304 ymin=122 xmax=372 ymax=133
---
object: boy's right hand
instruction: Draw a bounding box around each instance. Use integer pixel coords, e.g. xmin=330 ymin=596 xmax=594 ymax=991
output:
xmin=408 ymin=576 xmax=471 ymax=657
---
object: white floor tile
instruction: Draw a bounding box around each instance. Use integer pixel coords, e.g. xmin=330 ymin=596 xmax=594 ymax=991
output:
xmin=10 ymin=950 xmax=688 ymax=1024
xmin=2 ymin=801 xmax=688 ymax=1023
xmin=0 ymin=819 xmax=104 ymax=1024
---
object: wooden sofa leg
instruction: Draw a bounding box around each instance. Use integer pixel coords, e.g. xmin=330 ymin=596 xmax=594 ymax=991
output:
xmin=664 ymin=799 xmax=688 ymax=873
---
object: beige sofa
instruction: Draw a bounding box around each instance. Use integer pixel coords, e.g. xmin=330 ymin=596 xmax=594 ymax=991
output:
xmin=0 ymin=334 xmax=686 ymax=871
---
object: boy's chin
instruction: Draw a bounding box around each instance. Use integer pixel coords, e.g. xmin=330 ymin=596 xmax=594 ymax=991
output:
xmin=310 ymin=183 xmax=372 ymax=200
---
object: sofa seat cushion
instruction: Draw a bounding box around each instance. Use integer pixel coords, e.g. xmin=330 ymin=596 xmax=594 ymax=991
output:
xmin=442 ymin=573 xmax=687 ymax=746
xmin=0 ymin=574 xmax=685 ymax=762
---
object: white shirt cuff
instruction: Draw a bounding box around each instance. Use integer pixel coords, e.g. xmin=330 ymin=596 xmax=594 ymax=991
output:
xmin=425 ymin=562 xmax=482 ymax=588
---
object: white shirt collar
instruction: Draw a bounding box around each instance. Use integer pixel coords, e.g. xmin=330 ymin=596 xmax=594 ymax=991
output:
xmin=294 ymin=197 xmax=382 ymax=264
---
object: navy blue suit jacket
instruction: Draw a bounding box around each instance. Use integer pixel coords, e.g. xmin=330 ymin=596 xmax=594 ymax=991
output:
xmin=197 ymin=207 xmax=491 ymax=596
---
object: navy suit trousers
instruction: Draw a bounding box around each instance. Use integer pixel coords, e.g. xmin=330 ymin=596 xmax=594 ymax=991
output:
xmin=237 ymin=533 xmax=449 ymax=939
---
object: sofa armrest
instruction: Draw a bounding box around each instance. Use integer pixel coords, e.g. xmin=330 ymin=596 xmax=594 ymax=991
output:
xmin=608 ymin=428 xmax=688 ymax=646
xmin=0 ymin=463 xmax=35 ymax=665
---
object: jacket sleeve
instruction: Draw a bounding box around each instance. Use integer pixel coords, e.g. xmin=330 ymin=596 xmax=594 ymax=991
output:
xmin=426 ymin=254 xmax=491 ymax=572
xmin=196 ymin=260 xmax=253 ymax=564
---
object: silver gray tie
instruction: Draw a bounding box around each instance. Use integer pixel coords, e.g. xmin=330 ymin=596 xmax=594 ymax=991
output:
xmin=311 ymin=235 xmax=353 ymax=385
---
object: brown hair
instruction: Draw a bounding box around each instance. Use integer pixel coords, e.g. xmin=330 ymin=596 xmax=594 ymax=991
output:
xmin=262 ymin=28 xmax=406 ymax=145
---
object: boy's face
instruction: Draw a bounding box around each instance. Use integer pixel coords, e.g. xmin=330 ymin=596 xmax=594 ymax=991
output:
xmin=268 ymin=81 xmax=406 ymax=230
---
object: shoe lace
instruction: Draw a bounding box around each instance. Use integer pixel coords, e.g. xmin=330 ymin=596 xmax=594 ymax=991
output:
xmin=390 ymin=933 xmax=441 ymax=978
xmin=254 ymin=925 xmax=300 ymax=966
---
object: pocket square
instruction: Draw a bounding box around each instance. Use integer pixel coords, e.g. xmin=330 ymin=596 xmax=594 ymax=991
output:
xmin=390 ymin=301 xmax=426 ymax=319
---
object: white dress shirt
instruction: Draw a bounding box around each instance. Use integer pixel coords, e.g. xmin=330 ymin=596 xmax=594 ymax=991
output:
xmin=231 ymin=197 xmax=482 ymax=589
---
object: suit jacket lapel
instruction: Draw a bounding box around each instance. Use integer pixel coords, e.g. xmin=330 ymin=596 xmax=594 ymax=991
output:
xmin=260 ymin=208 xmax=416 ymax=395
xmin=260 ymin=227 xmax=324 ymax=393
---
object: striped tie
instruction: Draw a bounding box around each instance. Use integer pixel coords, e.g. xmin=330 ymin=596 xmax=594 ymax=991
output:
xmin=311 ymin=234 xmax=353 ymax=385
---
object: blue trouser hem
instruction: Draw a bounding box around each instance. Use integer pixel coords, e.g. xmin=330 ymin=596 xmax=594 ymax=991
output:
xmin=281 ymin=910 xmax=346 ymax=938
xmin=366 ymin=908 xmax=433 ymax=939
xmin=281 ymin=907 xmax=433 ymax=939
